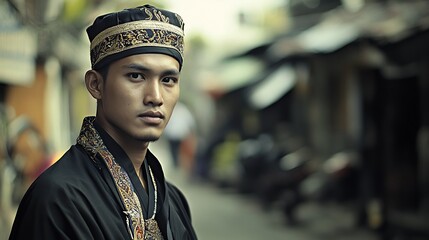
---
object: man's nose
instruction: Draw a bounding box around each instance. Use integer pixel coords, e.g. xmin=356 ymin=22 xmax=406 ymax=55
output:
xmin=143 ymin=80 xmax=163 ymax=106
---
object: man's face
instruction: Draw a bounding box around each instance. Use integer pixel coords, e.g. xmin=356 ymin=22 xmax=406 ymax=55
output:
xmin=97 ymin=53 xmax=180 ymax=144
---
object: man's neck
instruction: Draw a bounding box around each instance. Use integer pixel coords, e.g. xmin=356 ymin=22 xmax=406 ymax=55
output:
xmin=94 ymin=117 xmax=149 ymax=169
xmin=117 ymin=140 xmax=150 ymax=190
xmin=127 ymin=146 xmax=148 ymax=169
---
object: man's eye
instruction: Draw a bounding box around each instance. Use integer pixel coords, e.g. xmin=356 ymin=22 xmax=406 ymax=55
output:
xmin=162 ymin=77 xmax=178 ymax=84
xmin=128 ymin=73 xmax=144 ymax=80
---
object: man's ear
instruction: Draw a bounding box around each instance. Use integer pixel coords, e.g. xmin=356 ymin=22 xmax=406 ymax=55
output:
xmin=85 ymin=70 xmax=103 ymax=100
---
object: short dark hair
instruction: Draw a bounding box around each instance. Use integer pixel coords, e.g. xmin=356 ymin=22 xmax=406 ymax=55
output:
xmin=94 ymin=64 xmax=110 ymax=81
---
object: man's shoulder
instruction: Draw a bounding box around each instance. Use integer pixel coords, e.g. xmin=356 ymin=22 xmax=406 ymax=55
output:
xmin=165 ymin=181 xmax=191 ymax=215
xmin=27 ymin=145 xmax=92 ymax=197
xmin=164 ymin=181 xmax=198 ymax=239
xmin=166 ymin=182 xmax=185 ymax=199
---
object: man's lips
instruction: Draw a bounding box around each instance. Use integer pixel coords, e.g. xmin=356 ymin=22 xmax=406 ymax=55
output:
xmin=138 ymin=111 xmax=164 ymax=124
xmin=139 ymin=111 xmax=164 ymax=118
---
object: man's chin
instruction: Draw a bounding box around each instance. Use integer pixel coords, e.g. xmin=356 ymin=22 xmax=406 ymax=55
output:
xmin=133 ymin=129 xmax=162 ymax=142
xmin=137 ymin=135 xmax=160 ymax=142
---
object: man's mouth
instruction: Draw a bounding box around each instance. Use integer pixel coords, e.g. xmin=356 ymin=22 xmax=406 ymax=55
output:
xmin=138 ymin=111 xmax=164 ymax=124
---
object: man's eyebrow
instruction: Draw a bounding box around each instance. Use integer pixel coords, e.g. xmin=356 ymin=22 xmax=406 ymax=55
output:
xmin=122 ymin=63 xmax=150 ymax=72
xmin=122 ymin=63 xmax=180 ymax=76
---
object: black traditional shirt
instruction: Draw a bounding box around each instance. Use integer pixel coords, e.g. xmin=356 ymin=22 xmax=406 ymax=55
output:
xmin=9 ymin=117 xmax=197 ymax=240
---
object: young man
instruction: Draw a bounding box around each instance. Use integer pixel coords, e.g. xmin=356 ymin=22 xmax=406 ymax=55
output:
xmin=9 ymin=4 xmax=197 ymax=240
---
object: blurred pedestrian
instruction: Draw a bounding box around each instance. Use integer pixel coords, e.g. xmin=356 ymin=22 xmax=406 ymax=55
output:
xmin=164 ymin=101 xmax=197 ymax=173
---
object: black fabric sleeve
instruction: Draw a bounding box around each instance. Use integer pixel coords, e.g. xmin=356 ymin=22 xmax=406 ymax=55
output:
xmin=9 ymin=175 xmax=97 ymax=239
xmin=166 ymin=182 xmax=198 ymax=240
xmin=167 ymin=183 xmax=192 ymax=221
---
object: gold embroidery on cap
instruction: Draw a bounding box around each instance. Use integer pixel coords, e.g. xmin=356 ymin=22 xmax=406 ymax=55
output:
xmin=90 ymin=20 xmax=184 ymax=67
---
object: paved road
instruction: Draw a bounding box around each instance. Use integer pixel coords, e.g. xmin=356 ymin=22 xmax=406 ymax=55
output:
xmin=170 ymin=175 xmax=379 ymax=240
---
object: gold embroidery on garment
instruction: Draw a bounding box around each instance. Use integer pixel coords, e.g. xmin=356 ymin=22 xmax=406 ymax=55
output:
xmin=77 ymin=117 xmax=164 ymax=240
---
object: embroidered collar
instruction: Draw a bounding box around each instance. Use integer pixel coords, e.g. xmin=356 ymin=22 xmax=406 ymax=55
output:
xmin=76 ymin=116 xmax=164 ymax=239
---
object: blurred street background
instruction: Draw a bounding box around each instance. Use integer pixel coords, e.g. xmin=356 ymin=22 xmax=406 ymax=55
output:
xmin=2 ymin=0 xmax=429 ymax=239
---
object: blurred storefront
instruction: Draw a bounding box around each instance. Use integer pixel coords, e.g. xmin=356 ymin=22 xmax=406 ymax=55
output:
xmin=197 ymin=1 xmax=429 ymax=239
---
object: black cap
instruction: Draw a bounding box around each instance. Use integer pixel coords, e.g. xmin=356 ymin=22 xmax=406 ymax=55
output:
xmin=86 ymin=4 xmax=185 ymax=70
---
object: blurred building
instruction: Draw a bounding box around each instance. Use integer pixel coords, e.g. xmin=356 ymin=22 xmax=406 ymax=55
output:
xmin=197 ymin=0 xmax=429 ymax=239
